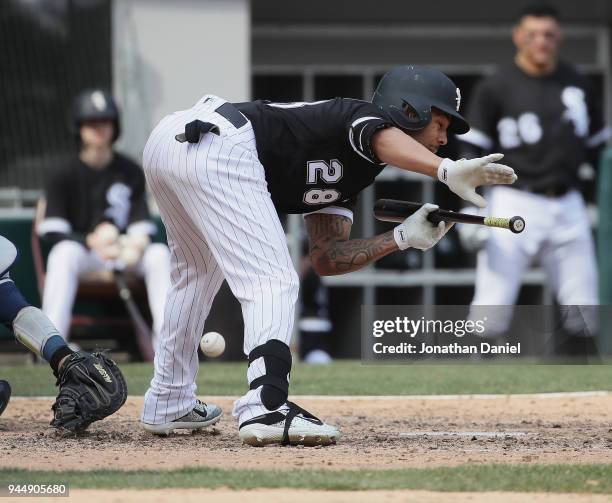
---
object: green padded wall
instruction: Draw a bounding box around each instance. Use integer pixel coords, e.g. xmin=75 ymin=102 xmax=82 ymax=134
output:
xmin=599 ymin=148 xmax=612 ymax=304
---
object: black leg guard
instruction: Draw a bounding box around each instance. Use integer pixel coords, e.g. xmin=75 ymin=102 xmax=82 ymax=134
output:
xmin=248 ymin=339 xmax=292 ymax=411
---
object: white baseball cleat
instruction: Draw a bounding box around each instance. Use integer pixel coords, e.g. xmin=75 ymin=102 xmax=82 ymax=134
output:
xmin=239 ymin=401 xmax=341 ymax=446
xmin=140 ymin=399 xmax=222 ymax=435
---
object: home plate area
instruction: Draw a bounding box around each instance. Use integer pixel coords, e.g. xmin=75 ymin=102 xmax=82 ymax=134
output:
xmin=1 ymin=393 xmax=611 ymax=472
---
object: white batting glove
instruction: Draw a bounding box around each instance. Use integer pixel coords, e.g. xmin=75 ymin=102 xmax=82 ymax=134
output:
xmin=437 ymin=154 xmax=517 ymax=208
xmin=393 ymin=203 xmax=454 ymax=251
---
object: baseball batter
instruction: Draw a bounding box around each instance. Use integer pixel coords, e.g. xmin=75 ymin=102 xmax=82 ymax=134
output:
xmin=140 ymin=65 xmax=517 ymax=445
xmin=459 ymin=6 xmax=609 ymax=353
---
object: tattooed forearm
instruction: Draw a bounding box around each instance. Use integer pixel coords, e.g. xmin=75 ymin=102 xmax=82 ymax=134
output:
xmin=324 ymin=231 xmax=398 ymax=274
xmin=305 ymin=213 xmax=399 ymax=276
xmin=307 ymin=215 xmax=347 ymax=237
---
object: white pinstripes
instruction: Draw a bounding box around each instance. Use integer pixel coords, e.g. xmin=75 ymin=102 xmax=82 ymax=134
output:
xmin=141 ymin=96 xmax=298 ymax=425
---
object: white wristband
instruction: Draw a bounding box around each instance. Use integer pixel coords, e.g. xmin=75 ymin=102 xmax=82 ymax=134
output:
xmin=393 ymin=225 xmax=410 ymax=250
xmin=437 ymin=158 xmax=453 ymax=185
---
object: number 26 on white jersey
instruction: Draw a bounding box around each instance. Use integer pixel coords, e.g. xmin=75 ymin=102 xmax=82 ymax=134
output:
xmin=497 ymin=113 xmax=542 ymax=149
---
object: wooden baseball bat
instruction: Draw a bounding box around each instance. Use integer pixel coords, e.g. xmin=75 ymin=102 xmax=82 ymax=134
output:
xmin=113 ymin=269 xmax=155 ymax=362
xmin=374 ymin=199 xmax=525 ymax=234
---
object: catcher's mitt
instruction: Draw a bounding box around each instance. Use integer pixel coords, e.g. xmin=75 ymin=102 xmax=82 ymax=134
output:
xmin=51 ymin=351 xmax=127 ymax=432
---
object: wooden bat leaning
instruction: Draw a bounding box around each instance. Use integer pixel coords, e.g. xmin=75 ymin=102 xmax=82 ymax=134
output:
xmin=113 ymin=269 xmax=155 ymax=362
xmin=374 ymin=199 xmax=525 ymax=234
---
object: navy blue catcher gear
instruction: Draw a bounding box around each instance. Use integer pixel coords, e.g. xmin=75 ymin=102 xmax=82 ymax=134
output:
xmin=0 ymin=380 xmax=10 ymax=417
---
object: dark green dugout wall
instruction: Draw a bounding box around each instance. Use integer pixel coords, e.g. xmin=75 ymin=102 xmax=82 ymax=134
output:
xmin=598 ymin=148 xmax=612 ymax=354
xmin=599 ymin=147 xmax=612 ymax=304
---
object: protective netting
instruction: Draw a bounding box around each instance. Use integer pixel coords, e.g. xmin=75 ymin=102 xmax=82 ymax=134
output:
xmin=0 ymin=0 xmax=111 ymax=194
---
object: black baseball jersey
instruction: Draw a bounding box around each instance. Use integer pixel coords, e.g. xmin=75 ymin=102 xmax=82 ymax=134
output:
xmin=459 ymin=62 xmax=608 ymax=191
xmin=235 ymin=98 xmax=394 ymax=215
xmin=40 ymin=153 xmax=155 ymax=245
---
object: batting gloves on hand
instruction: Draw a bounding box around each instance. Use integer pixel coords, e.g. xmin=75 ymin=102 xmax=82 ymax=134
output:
xmin=393 ymin=203 xmax=453 ymax=251
xmin=438 ymin=154 xmax=517 ymax=208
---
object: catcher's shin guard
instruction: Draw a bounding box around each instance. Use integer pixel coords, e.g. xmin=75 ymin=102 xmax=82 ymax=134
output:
xmin=13 ymin=306 xmax=62 ymax=359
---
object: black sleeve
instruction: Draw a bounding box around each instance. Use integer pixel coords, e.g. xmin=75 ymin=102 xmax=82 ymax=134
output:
xmin=303 ymin=196 xmax=357 ymax=222
xmin=585 ymin=83 xmax=610 ymax=166
xmin=39 ymin=167 xmax=86 ymax=247
xmin=43 ymin=167 xmax=70 ymax=226
xmin=332 ymin=196 xmax=358 ymax=214
xmin=458 ymin=78 xmax=500 ymax=157
xmin=344 ymin=101 xmax=393 ymax=165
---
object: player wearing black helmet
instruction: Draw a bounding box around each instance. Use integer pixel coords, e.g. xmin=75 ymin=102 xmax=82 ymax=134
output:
xmin=372 ymin=65 xmax=469 ymax=134
xmin=71 ymin=88 xmax=121 ymax=142
xmin=140 ymin=65 xmax=517 ymax=446
xmin=39 ymin=89 xmax=171 ymax=354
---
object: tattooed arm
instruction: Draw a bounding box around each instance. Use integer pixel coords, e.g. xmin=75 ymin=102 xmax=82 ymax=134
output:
xmin=304 ymin=213 xmax=399 ymax=276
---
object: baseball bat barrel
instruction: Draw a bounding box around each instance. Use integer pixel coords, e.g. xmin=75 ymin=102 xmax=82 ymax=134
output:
xmin=373 ymin=199 xmax=525 ymax=234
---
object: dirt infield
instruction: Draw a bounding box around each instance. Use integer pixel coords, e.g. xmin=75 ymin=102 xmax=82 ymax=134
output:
xmin=21 ymin=489 xmax=612 ymax=503
xmin=1 ymin=394 xmax=611 ymax=471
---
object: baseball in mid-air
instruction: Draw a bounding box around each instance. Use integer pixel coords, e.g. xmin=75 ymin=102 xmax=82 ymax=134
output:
xmin=200 ymin=331 xmax=225 ymax=358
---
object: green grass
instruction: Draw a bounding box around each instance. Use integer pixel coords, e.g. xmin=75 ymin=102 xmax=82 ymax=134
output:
xmin=2 ymin=360 xmax=611 ymax=396
xmin=0 ymin=465 xmax=610 ymax=493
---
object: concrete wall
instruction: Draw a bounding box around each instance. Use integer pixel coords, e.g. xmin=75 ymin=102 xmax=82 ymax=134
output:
xmin=251 ymin=1 xmax=611 ymax=140
xmin=252 ymin=0 xmax=612 ymax=24
xmin=113 ymin=0 xmax=250 ymax=160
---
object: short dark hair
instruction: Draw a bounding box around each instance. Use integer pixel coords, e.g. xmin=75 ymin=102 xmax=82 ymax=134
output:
xmin=517 ymin=4 xmax=560 ymax=23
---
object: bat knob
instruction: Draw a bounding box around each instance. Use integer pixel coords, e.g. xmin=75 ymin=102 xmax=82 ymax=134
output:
xmin=509 ymin=216 xmax=525 ymax=234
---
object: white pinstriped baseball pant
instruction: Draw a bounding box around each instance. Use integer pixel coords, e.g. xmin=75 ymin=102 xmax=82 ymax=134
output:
xmin=141 ymin=96 xmax=298 ymax=426
xmin=470 ymin=186 xmax=598 ymax=334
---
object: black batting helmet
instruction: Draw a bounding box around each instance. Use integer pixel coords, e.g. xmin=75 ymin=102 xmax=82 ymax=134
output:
xmin=372 ymin=65 xmax=469 ymax=135
xmin=71 ymin=88 xmax=121 ymax=142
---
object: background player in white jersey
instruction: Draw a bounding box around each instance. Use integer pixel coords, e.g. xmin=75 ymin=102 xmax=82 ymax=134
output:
xmin=0 ymin=235 xmax=127 ymax=428
xmin=39 ymin=89 xmax=171 ymax=352
xmin=140 ymin=65 xmax=517 ymax=446
xmin=459 ymin=5 xmax=609 ymax=355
